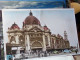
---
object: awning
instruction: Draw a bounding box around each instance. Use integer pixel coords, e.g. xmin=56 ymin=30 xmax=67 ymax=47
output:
xmin=11 ymin=47 xmax=25 ymax=50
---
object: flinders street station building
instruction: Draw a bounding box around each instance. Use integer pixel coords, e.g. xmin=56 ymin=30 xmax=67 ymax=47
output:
xmin=6 ymin=11 xmax=70 ymax=54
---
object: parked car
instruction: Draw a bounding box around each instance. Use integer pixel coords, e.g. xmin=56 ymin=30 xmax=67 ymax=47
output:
xmin=71 ymin=49 xmax=77 ymax=52
xmin=53 ymin=50 xmax=59 ymax=54
xmin=63 ymin=49 xmax=72 ymax=53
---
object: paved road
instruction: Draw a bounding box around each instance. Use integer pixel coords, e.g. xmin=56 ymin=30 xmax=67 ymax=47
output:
xmin=23 ymin=52 xmax=80 ymax=59
xmin=14 ymin=49 xmax=80 ymax=60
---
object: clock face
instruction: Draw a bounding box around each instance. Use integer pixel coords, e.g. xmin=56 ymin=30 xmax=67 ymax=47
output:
xmin=19 ymin=36 xmax=24 ymax=45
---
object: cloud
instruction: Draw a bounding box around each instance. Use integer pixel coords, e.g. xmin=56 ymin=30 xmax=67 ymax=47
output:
xmin=0 ymin=1 xmax=39 ymax=9
xmin=0 ymin=1 xmax=63 ymax=9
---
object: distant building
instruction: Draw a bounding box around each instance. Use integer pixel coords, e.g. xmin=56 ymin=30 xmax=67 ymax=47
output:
xmin=6 ymin=11 xmax=70 ymax=54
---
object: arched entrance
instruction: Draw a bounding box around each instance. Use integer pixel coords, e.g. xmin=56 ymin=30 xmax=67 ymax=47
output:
xmin=31 ymin=41 xmax=43 ymax=52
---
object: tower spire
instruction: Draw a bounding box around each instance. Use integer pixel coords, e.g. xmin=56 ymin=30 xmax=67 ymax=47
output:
xmin=64 ymin=31 xmax=68 ymax=40
xmin=29 ymin=10 xmax=33 ymax=16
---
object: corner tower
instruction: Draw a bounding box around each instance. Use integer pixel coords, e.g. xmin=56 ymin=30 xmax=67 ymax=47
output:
xmin=64 ymin=31 xmax=68 ymax=40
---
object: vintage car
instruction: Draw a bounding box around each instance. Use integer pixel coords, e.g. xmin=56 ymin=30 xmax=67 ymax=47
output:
xmin=63 ymin=49 xmax=72 ymax=53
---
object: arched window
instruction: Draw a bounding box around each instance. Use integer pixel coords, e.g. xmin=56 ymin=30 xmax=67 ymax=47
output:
xmin=33 ymin=20 xmax=37 ymax=24
xmin=32 ymin=41 xmax=42 ymax=47
xmin=10 ymin=36 xmax=16 ymax=44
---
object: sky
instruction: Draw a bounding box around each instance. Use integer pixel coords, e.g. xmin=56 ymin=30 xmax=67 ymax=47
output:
xmin=2 ymin=9 xmax=78 ymax=47
xmin=0 ymin=1 xmax=65 ymax=9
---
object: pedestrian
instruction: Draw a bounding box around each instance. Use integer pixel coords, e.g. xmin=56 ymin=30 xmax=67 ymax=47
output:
xmin=9 ymin=57 xmax=12 ymax=60
xmin=41 ymin=53 xmax=44 ymax=57
xmin=75 ymin=49 xmax=78 ymax=54
xmin=21 ymin=52 xmax=25 ymax=59
xmin=49 ymin=52 xmax=50 ymax=56
xmin=8 ymin=53 xmax=12 ymax=60
xmin=38 ymin=52 xmax=40 ymax=57
xmin=44 ymin=51 xmax=47 ymax=57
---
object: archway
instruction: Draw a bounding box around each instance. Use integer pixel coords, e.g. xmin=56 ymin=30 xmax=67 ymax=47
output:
xmin=10 ymin=36 xmax=16 ymax=44
xmin=31 ymin=41 xmax=43 ymax=52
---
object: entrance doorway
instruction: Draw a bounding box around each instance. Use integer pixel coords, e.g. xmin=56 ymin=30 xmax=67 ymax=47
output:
xmin=32 ymin=48 xmax=42 ymax=52
xmin=31 ymin=41 xmax=43 ymax=52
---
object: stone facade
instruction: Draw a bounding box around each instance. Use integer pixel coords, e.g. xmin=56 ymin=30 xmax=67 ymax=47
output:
xmin=6 ymin=11 xmax=70 ymax=54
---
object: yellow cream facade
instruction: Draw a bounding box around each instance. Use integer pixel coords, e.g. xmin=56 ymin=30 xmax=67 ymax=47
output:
xmin=6 ymin=11 xmax=70 ymax=54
